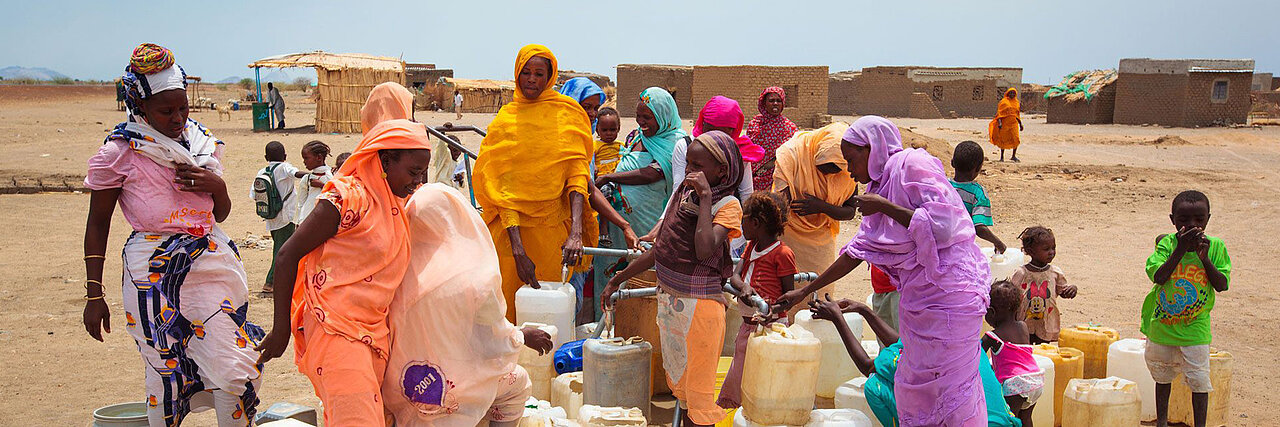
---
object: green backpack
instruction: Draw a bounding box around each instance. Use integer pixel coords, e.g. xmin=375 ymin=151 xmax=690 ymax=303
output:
xmin=253 ymin=163 xmax=286 ymax=219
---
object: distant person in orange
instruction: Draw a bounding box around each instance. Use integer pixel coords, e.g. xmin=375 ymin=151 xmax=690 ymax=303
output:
xmin=472 ymin=44 xmax=593 ymax=321
xmin=255 ymin=84 xmax=432 ymax=424
xmin=989 ymin=88 xmax=1023 ymax=162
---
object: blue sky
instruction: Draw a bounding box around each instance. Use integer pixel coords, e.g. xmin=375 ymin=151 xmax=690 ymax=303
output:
xmin=4 ymin=0 xmax=1276 ymax=84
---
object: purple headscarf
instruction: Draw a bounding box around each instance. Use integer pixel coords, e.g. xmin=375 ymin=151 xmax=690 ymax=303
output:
xmin=841 ymin=116 xmax=903 ymax=186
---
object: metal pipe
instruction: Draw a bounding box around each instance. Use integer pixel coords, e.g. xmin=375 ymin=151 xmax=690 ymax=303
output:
xmin=582 ymin=247 xmax=644 ymax=260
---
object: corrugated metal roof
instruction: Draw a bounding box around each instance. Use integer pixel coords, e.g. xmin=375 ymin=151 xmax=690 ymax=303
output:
xmin=248 ymin=51 xmax=404 ymax=72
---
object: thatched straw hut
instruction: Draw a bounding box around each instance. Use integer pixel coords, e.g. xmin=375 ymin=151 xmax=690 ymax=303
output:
xmin=424 ymin=78 xmax=515 ymax=113
xmin=249 ymin=51 xmax=405 ymax=133
xmin=1046 ymin=69 xmax=1118 ymax=124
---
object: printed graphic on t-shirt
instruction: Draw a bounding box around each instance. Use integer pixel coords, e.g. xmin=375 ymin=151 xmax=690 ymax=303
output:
xmin=1022 ymin=280 xmax=1052 ymax=320
xmin=1154 ymin=263 xmax=1209 ymax=325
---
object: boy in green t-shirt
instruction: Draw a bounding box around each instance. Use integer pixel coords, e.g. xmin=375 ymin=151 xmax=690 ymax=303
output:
xmin=950 ymin=141 xmax=1007 ymax=253
xmin=1142 ymin=190 xmax=1230 ymax=427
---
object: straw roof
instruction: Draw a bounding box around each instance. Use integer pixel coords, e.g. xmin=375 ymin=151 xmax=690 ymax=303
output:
xmin=248 ymin=51 xmax=404 ymax=72
xmin=445 ymin=78 xmax=515 ymax=91
xmin=1046 ymin=69 xmax=1118 ymax=103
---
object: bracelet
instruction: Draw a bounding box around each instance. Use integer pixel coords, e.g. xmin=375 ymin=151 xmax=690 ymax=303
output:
xmin=85 ymin=280 xmax=104 ymax=292
xmin=84 ymin=255 xmax=106 ymax=260
xmin=84 ymin=295 xmax=105 ymax=301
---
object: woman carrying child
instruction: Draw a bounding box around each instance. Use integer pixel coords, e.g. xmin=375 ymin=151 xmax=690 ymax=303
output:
xmin=473 ymin=44 xmax=595 ymax=321
xmin=602 ymin=131 xmax=745 ymax=426
xmin=254 ymin=84 xmax=433 ymax=424
xmin=774 ymin=116 xmax=992 ymax=425
xmin=83 ymin=43 xmax=262 ymax=426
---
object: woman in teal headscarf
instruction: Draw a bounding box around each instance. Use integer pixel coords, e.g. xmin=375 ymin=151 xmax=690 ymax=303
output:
xmin=591 ymin=87 xmax=684 ymax=318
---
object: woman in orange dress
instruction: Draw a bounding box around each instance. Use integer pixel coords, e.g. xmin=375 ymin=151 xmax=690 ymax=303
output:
xmin=988 ymin=88 xmax=1023 ymax=162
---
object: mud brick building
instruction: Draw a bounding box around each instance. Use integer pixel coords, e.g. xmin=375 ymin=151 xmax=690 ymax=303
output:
xmin=617 ymin=64 xmax=829 ymax=127
xmin=829 ymin=66 xmax=1022 ymax=118
xmin=405 ymin=63 xmax=453 ymax=91
xmin=1114 ymin=58 xmax=1255 ymax=127
xmin=1046 ymin=70 xmax=1119 ymax=124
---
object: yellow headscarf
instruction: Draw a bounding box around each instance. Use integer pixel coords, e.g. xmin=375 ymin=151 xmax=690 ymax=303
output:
xmin=772 ymin=122 xmax=859 ymax=247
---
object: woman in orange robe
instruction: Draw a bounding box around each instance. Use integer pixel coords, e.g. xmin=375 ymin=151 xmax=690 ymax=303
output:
xmin=989 ymin=88 xmax=1023 ymax=162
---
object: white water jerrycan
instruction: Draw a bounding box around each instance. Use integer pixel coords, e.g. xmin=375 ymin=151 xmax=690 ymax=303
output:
xmin=577 ymin=405 xmax=645 ymax=427
xmin=551 ymin=372 xmax=585 ymax=420
xmin=517 ymin=282 xmax=576 ymax=350
xmin=1106 ymin=338 xmax=1155 ymax=421
xmin=833 ymin=378 xmax=881 ymax=427
xmin=793 ymin=309 xmax=864 ymax=398
xmin=1061 ymin=377 xmax=1141 ymax=427
xmin=1031 ymin=354 xmax=1055 ymax=427
xmin=741 ymin=323 xmax=822 ymax=426
xmin=583 ymin=337 xmax=653 ymax=418
xmin=518 ymin=322 xmax=560 ymax=401
xmin=982 ymin=247 xmax=1025 ymax=283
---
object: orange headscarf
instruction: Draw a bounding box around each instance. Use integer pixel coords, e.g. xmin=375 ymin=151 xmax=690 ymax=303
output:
xmin=772 ymin=122 xmax=859 ymax=248
xmin=360 ymin=82 xmax=415 ymax=135
xmin=291 ymin=118 xmax=431 ymax=357
xmin=472 ymin=44 xmax=594 ymax=320
xmin=989 ymin=88 xmax=1021 ymax=150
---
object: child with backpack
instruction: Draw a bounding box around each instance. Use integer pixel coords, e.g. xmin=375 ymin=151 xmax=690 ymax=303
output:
xmin=252 ymin=140 xmax=308 ymax=295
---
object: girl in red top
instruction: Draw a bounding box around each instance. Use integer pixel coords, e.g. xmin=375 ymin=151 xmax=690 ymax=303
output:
xmin=717 ymin=192 xmax=797 ymax=408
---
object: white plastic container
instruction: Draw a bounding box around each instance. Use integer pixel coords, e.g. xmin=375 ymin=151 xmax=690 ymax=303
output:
xmin=583 ymin=337 xmax=653 ymax=418
xmin=1106 ymin=338 xmax=1155 ymax=421
xmin=577 ymin=405 xmax=646 ymax=427
xmin=520 ymin=397 xmax=572 ymax=427
xmin=981 ymin=247 xmax=1026 ymax=283
xmin=552 ymin=372 xmax=585 ymax=420
xmin=91 ymin=402 xmax=148 ymax=427
xmin=793 ymin=309 xmax=865 ymax=398
xmin=1032 ymin=354 xmax=1056 ymax=427
xmin=833 ymin=378 xmax=882 ymax=427
xmin=734 ymin=408 xmax=875 ymax=427
xmin=517 ymin=282 xmax=577 ymax=350
xmin=1061 ymin=377 xmax=1141 ymax=427
xmin=518 ymin=322 xmax=560 ymax=401
xmin=860 ymin=340 xmax=880 ymax=363
xmin=741 ymin=324 xmax=823 ymax=426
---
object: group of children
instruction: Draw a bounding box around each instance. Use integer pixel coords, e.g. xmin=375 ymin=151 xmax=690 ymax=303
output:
xmin=253 ymin=141 xmax=349 ymax=293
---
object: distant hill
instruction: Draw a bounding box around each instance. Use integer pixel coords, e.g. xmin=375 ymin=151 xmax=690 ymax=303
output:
xmin=0 ymin=66 xmax=70 ymax=81
xmin=216 ymin=76 xmax=245 ymax=84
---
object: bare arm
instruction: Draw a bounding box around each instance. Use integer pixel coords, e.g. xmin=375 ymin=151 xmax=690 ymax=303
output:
xmin=974 ymin=225 xmax=1007 ymax=253
xmin=598 ymin=166 xmax=663 ymax=186
xmin=562 ymin=191 xmax=584 ymax=266
xmin=601 ymin=250 xmax=657 ymax=309
xmin=83 ymin=189 xmax=121 ymax=341
xmin=773 ymin=254 xmax=862 ymax=313
xmin=589 ymin=185 xmax=638 ymax=248
xmin=693 ymin=196 xmax=732 ymax=260
xmin=255 ymin=200 xmax=340 ymax=365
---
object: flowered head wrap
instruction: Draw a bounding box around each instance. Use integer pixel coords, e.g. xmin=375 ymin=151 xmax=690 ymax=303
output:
xmin=120 ymin=43 xmax=186 ymax=117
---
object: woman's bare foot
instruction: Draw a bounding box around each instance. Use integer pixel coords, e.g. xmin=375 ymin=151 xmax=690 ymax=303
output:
xmin=258 ymin=284 xmax=274 ymax=297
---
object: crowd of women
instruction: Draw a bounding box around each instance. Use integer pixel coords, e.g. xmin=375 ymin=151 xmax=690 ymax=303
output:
xmin=83 ymin=43 xmax=999 ymax=426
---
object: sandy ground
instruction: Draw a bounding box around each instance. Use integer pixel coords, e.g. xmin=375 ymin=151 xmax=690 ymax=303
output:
xmin=1 ymin=85 xmax=1277 ymax=426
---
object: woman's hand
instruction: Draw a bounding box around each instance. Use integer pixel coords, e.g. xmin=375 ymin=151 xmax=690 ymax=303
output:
xmin=254 ymin=328 xmax=291 ymax=365
xmin=686 ymin=171 xmax=712 ymax=199
xmin=808 ymin=294 xmax=844 ymax=322
xmin=513 ymin=249 xmax=539 ymax=288
xmin=1060 ymin=285 xmax=1079 ymax=299
xmin=790 ymin=194 xmax=830 ymax=217
xmin=174 ymin=164 xmax=225 ymax=195
xmin=853 ymin=193 xmax=893 ymax=216
xmin=772 ymin=288 xmax=809 ymax=316
xmin=836 ymin=298 xmax=869 ymax=314
xmin=594 ymin=175 xmax=611 ymax=189
xmin=639 ymin=230 xmax=657 ymax=243
xmin=83 ymin=298 xmax=111 ymax=342
xmin=522 ymin=327 xmax=554 ymax=355
xmin=561 ymin=232 xmax=583 ymax=268
xmin=622 ymin=226 xmax=641 ymax=250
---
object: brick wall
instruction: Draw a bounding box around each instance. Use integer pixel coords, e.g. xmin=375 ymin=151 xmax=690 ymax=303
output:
xmin=829 ymin=74 xmax=859 ymax=115
xmin=690 ymin=65 xmax=829 ymax=128
xmin=616 ymin=64 xmax=694 ymax=118
xmin=1114 ymin=73 xmax=1189 ymax=126
xmin=1020 ymin=84 xmax=1049 ymax=113
xmin=916 ymin=79 xmax=1010 ymax=118
xmin=1183 ymin=72 xmax=1253 ymax=126
xmin=1046 ymin=83 xmax=1116 ymax=124
xmin=908 ymin=92 xmax=943 ymax=119
xmin=850 ymin=67 xmax=913 ymax=117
